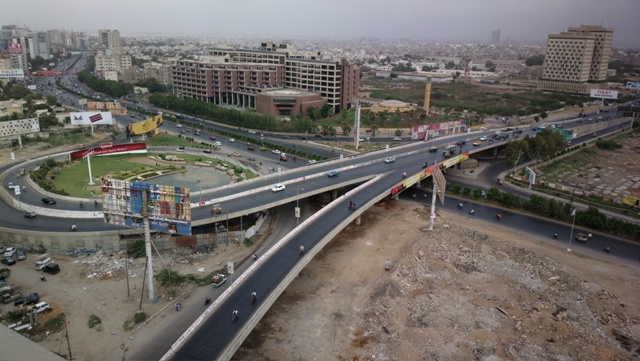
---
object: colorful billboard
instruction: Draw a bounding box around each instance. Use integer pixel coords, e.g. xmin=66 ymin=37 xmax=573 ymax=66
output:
xmin=101 ymin=179 xmax=192 ymax=236
xmin=626 ymin=82 xmax=640 ymax=90
xmin=590 ymin=89 xmax=618 ymax=99
xmin=127 ymin=115 xmax=163 ymax=136
xmin=30 ymin=70 xmax=65 ymax=76
xmin=621 ymin=195 xmax=639 ymax=208
xmin=8 ymin=43 xmax=23 ymax=54
xmin=411 ymin=120 xmax=466 ymax=140
xmin=0 ymin=69 xmax=25 ymax=79
xmin=70 ymin=112 xmax=113 ymax=125
xmin=87 ymin=102 xmax=127 ymax=116
xmin=70 ymin=142 xmax=147 ymax=160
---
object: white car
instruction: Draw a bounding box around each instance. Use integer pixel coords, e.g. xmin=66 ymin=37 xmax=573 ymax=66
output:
xmin=213 ymin=141 xmax=222 ymax=147
xmin=384 ymin=157 xmax=396 ymax=163
xmin=479 ymin=136 xmax=488 ymax=141
xmin=272 ymin=149 xmax=281 ymax=155
xmin=308 ymin=159 xmax=317 ymax=164
xmin=228 ymin=138 xmax=235 ymax=143
xmin=4 ymin=247 xmax=17 ymax=258
xmin=271 ymin=184 xmax=286 ymax=192
xmin=7 ymin=182 xmax=17 ymax=190
xmin=30 ymin=302 xmax=52 ymax=314
xmin=176 ymin=124 xmax=183 ymax=128
xmin=393 ymin=137 xmax=402 ymax=141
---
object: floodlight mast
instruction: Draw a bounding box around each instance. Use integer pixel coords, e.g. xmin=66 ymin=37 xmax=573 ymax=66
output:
xmin=142 ymin=191 xmax=154 ymax=299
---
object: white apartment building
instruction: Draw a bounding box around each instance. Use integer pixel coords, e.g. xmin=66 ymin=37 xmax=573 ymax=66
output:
xmin=98 ymin=29 xmax=122 ymax=55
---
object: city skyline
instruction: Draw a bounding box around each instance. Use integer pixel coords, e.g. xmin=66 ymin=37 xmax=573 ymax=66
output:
xmin=1 ymin=0 xmax=639 ymax=47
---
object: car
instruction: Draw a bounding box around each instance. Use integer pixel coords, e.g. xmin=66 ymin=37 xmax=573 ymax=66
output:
xmin=575 ymin=234 xmax=588 ymax=242
xmin=14 ymin=293 xmax=39 ymax=306
xmin=384 ymin=156 xmax=396 ymax=163
xmin=179 ymin=130 xmax=186 ymax=134
xmin=1 ymin=258 xmax=16 ymax=266
xmin=43 ymin=263 xmax=60 ymax=274
xmin=24 ymin=211 xmax=37 ymax=218
xmin=29 ymin=302 xmax=52 ymax=314
xmin=479 ymin=136 xmax=488 ymax=141
xmin=308 ymin=160 xmax=317 ymax=165
xmin=272 ymin=149 xmax=281 ymax=155
xmin=4 ymin=247 xmax=17 ymax=258
xmin=209 ymin=136 xmax=216 ymax=141
xmin=504 ymin=127 xmax=513 ymax=131
xmin=556 ymin=124 xmax=563 ymax=128
xmin=429 ymin=146 xmax=438 ymax=153
xmin=0 ymin=268 xmax=10 ymax=280
xmin=232 ymin=152 xmax=242 ymax=157
xmin=176 ymin=124 xmax=183 ymax=128
xmin=271 ymin=184 xmax=286 ymax=192
xmin=202 ymin=149 xmax=212 ymax=154
xmin=299 ymin=136 xmax=308 ymax=140
xmin=279 ymin=155 xmax=288 ymax=162
xmin=0 ymin=246 xmax=5 ymax=254
xmin=176 ymin=146 xmax=185 ymax=152
xmin=213 ymin=141 xmax=222 ymax=147
xmin=228 ymin=138 xmax=235 ymax=143
xmin=281 ymin=135 xmax=291 ymax=139
xmin=248 ymin=130 xmax=257 ymax=134
xmin=358 ymin=138 xmax=365 ymax=142
xmin=7 ymin=182 xmax=17 ymax=190
xmin=327 ymin=170 xmax=340 ymax=177
xmin=393 ymin=137 xmax=402 ymax=141
xmin=16 ymin=249 xmax=26 ymax=261
xmin=259 ymin=146 xmax=267 ymax=151
xmin=473 ymin=141 xmax=482 ymax=146
xmin=211 ymin=273 xmax=227 ymax=288
xmin=456 ymin=140 xmax=466 ymax=145
xmin=247 ymin=145 xmax=255 ymax=151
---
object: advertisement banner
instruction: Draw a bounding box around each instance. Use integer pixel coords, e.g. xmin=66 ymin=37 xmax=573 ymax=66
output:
xmin=101 ymin=179 xmax=192 ymax=236
xmin=87 ymin=102 xmax=127 ymax=116
xmin=412 ymin=120 xmax=466 ymax=140
xmin=621 ymin=195 xmax=640 ymax=208
xmin=30 ymin=70 xmax=65 ymax=76
xmin=8 ymin=43 xmax=23 ymax=54
xmin=626 ymin=82 xmax=640 ymax=90
xmin=0 ymin=69 xmax=25 ymax=79
xmin=78 ymin=98 xmax=87 ymax=105
xmin=69 ymin=142 xmax=147 ymax=160
xmin=590 ymin=89 xmax=618 ymax=99
xmin=127 ymin=114 xmax=163 ymax=136
xmin=70 ymin=112 xmax=113 ymax=125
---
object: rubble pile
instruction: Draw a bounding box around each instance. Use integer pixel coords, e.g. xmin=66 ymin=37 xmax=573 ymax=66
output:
xmin=356 ymin=224 xmax=639 ymax=360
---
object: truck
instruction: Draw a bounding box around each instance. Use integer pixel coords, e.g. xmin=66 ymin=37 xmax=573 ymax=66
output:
xmin=14 ymin=292 xmax=39 ymax=306
xmin=443 ymin=144 xmax=457 ymax=157
xmin=211 ymin=273 xmax=227 ymax=288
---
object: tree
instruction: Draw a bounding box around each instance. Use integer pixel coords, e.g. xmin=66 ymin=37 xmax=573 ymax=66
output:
xmin=45 ymin=95 xmax=57 ymax=106
xmin=505 ymin=140 xmax=529 ymax=172
xmin=525 ymin=55 xmax=545 ymax=66
xmin=422 ymin=65 xmax=434 ymax=71
xmin=320 ymin=104 xmax=333 ymax=118
xmin=369 ymin=124 xmax=379 ymax=137
xmin=341 ymin=122 xmax=352 ymax=136
xmin=445 ymin=61 xmax=456 ymax=69
xmin=306 ymin=106 xmax=320 ymax=121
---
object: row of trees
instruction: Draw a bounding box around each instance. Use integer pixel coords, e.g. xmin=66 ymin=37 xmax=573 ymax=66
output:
xmin=76 ymin=70 xmax=133 ymax=98
xmin=504 ymin=129 xmax=566 ymax=171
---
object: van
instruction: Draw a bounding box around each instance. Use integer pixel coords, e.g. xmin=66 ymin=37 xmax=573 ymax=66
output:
xmin=43 ymin=263 xmax=60 ymax=275
xmin=35 ymin=258 xmax=52 ymax=270
xmin=30 ymin=301 xmax=52 ymax=314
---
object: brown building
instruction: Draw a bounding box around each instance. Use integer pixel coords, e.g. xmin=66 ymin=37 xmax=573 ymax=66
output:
xmin=256 ymin=89 xmax=326 ymax=117
xmin=172 ymin=42 xmax=359 ymax=116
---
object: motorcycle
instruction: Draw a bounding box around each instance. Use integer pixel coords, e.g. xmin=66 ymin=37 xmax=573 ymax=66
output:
xmin=299 ymin=245 xmax=304 ymax=254
xmin=204 ymin=297 xmax=211 ymax=306
xmin=70 ymin=224 xmax=77 ymax=232
xmin=553 ymin=233 xmax=558 ymax=239
xmin=250 ymin=292 xmax=257 ymax=304
xmin=496 ymin=214 xmax=502 ymax=221
xmin=232 ymin=310 xmax=239 ymax=322
xmin=458 ymin=203 xmax=463 ymax=209
xmin=603 ymin=246 xmax=610 ymax=253
xmin=252 ymin=253 xmax=257 ymax=261
xmin=469 ymin=210 xmax=474 ymax=215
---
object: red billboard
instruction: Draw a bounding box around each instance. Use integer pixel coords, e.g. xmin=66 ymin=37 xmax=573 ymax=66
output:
xmin=70 ymin=142 xmax=147 ymax=160
xmin=8 ymin=43 xmax=23 ymax=54
xmin=31 ymin=70 xmax=65 ymax=76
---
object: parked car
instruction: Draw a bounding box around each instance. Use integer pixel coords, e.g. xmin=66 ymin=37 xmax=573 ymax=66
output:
xmin=271 ymin=184 xmax=286 ymax=193
xmin=3 ymin=292 xmax=22 ymax=304
xmin=29 ymin=301 xmax=52 ymax=314
xmin=393 ymin=137 xmax=402 ymax=141
xmin=0 ymin=246 xmax=5 ymax=254
xmin=384 ymin=156 xmax=396 ymax=163
xmin=327 ymin=170 xmax=340 ymax=178
xmin=41 ymin=197 xmax=56 ymax=205
xmin=43 ymin=263 xmax=60 ymax=275
xmin=4 ymin=247 xmax=17 ymax=258
xmin=0 ymin=268 xmax=11 ymax=280
xmin=24 ymin=211 xmax=37 ymax=218
xmin=16 ymin=249 xmax=26 ymax=261
xmin=1 ymin=258 xmax=16 ymax=266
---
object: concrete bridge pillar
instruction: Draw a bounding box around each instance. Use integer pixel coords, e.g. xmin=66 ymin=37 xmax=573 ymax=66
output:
xmin=331 ymin=189 xmax=338 ymax=200
xmin=354 ymin=215 xmax=361 ymax=225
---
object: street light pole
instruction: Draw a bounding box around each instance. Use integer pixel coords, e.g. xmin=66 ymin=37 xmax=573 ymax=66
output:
xmin=568 ymin=208 xmax=576 ymax=252
xmin=296 ymin=188 xmax=305 ymax=226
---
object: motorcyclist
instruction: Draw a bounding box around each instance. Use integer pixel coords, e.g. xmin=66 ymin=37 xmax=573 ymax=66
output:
xmin=469 ymin=209 xmax=474 ymax=215
xmin=553 ymin=233 xmax=558 ymax=238
xmin=299 ymin=245 xmax=304 ymax=254
xmin=458 ymin=203 xmax=463 ymax=208
xmin=79 ymin=201 xmax=84 ymax=208
xmin=412 ymin=193 xmax=416 ymax=198
xmin=604 ymin=246 xmax=610 ymax=253
xmin=497 ymin=214 xmax=502 ymax=220
xmin=402 ymin=172 xmax=407 ymax=179
xmin=70 ymin=224 xmax=77 ymax=231
xmin=205 ymin=297 xmax=211 ymax=305
xmin=232 ymin=309 xmax=239 ymax=320
xmin=251 ymin=292 xmax=257 ymax=303
xmin=40 ymin=273 xmax=46 ymax=281
xmin=252 ymin=253 xmax=257 ymax=260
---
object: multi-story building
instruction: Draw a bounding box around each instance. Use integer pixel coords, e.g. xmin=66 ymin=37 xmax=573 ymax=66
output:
xmin=491 ymin=29 xmax=501 ymax=44
xmin=95 ymin=51 xmax=132 ymax=79
xmin=539 ymin=25 xmax=613 ymax=94
xmin=98 ymin=29 xmax=122 ymax=55
xmin=172 ymin=42 xmax=359 ymax=117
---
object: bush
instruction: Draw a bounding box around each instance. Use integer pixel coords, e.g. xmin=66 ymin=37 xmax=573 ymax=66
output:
xmin=88 ymin=314 xmax=102 ymax=329
xmin=472 ymin=189 xmax=484 ymax=198
xmin=462 ymin=186 xmax=471 ymax=195
xmin=45 ymin=313 xmax=66 ymax=333
xmin=155 ymin=268 xmax=189 ymax=287
xmin=134 ymin=312 xmax=147 ymax=324
xmin=129 ymin=240 xmax=145 ymax=258
xmin=452 ymin=184 xmax=462 ymax=193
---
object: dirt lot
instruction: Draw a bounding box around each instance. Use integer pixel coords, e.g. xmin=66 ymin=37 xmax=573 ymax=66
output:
xmin=234 ymin=204 xmax=640 ymax=361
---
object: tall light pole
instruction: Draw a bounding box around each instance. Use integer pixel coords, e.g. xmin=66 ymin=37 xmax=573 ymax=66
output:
xmin=295 ymin=188 xmax=305 ymax=226
xmin=568 ymin=208 xmax=576 ymax=252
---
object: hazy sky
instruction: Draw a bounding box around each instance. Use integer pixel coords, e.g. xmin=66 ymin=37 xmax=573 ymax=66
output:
xmin=2 ymin=0 xmax=639 ymax=47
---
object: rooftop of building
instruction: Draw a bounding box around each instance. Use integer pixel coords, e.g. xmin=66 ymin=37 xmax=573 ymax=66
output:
xmin=259 ymin=88 xmax=318 ymax=97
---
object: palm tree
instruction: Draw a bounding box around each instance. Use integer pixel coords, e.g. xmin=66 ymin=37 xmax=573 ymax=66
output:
xmin=370 ymin=124 xmax=379 ymax=137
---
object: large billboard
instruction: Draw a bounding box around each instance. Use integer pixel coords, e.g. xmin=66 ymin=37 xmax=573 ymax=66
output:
xmin=8 ymin=43 xmax=23 ymax=54
xmin=30 ymin=70 xmax=65 ymax=76
xmin=70 ymin=142 xmax=147 ymax=160
xmin=411 ymin=120 xmax=466 ymax=140
xmin=127 ymin=114 xmax=163 ymax=136
xmin=590 ymin=89 xmax=618 ymax=99
xmin=70 ymin=112 xmax=114 ymax=125
xmin=88 ymin=102 xmax=127 ymax=116
xmin=101 ymin=179 xmax=192 ymax=236
xmin=0 ymin=69 xmax=25 ymax=79
xmin=0 ymin=118 xmax=40 ymax=137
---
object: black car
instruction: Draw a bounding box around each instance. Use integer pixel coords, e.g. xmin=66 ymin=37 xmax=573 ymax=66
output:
xmin=0 ymin=268 xmax=10 ymax=279
xmin=456 ymin=140 xmax=466 ymax=146
xmin=41 ymin=197 xmax=56 ymax=205
xmin=1 ymin=258 xmax=16 ymax=266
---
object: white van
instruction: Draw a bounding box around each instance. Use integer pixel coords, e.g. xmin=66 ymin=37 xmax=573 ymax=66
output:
xmin=35 ymin=257 xmax=52 ymax=270
xmin=30 ymin=302 xmax=52 ymax=314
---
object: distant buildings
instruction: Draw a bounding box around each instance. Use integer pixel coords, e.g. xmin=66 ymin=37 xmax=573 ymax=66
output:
xmin=95 ymin=29 xmax=132 ymax=80
xmin=0 ymin=25 xmax=49 ymax=74
xmin=491 ymin=29 xmax=501 ymax=44
xmin=538 ymin=25 xmax=613 ymax=94
xmin=172 ymin=41 xmax=359 ymax=117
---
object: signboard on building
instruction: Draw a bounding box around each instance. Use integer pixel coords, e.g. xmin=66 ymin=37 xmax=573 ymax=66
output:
xmin=69 ymin=142 xmax=147 ymax=160
xmin=70 ymin=112 xmax=113 ymax=125
xmin=0 ymin=69 xmax=25 ymax=79
xmin=101 ymin=179 xmax=192 ymax=236
xmin=590 ymin=89 xmax=618 ymax=99
xmin=30 ymin=70 xmax=65 ymax=76
xmin=126 ymin=115 xmax=163 ymax=136
xmin=0 ymin=118 xmax=40 ymax=137
xmin=7 ymin=43 xmax=23 ymax=54
xmin=87 ymin=102 xmax=127 ymax=116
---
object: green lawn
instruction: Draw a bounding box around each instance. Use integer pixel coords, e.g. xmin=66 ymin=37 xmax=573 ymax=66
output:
xmin=142 ymin=134 xmax=194 ymax=147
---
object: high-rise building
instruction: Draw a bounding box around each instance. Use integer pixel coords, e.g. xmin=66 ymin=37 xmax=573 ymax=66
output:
xmin=98 ymin=29 xmax=122 ymax=55
xmin=538 ymin=25 xmax=613 ymax=94
xmin=172 ymin=42 xmax=359 ymax=117
xmin=491 ymin=29 xmax=501 ymax=44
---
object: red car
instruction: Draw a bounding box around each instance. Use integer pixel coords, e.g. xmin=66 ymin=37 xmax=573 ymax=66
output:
xmin=209 ymin=136 xmax=216 ymax=141
xmin=279 ymin=155 xmax=287 ymax=161
xmin=247 ymin=145 xmax=255 ymax=151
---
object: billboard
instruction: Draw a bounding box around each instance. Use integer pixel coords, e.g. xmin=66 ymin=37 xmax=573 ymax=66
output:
xmin=88 ymin=102 xmax=127 ymax=116
xmin=70 ymin=142 xmax=147 ymax=160
xmin=70 ymin=112 xmax=114 ymax=125
xmin=0 ymin=69 xmax=25 ymax=79
xmin=411 ymin=120 xmax=466 ymax=140
xmin=101 ymin=179 xmax=192 ymax=236
xmin=30 ymin=70 xmax=65 ymax=76
xmin=590 ymin=89 xmax=618 ymax=99
xmin=78 ymin=98 xmax=87 ymax=105
xmin=621 ymin=195 xmax=639 ymax=208
xmin=0 ymin=118 xmax=40 ymax=137
xmin=127 ymin=114 xmax=163 ymax=136
xmin=626 ymin=82 xmax=640 ymax=90
xmin=8 ymin=43 xmax=23 ymax=54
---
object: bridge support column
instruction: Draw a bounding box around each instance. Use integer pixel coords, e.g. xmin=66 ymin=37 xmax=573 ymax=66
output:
xmin=492 ymin=147 xmax=498 ymax=158
xmin=354 ymin=215 xmax=361 ymax=225
xmin=331 ymin=189 xmax=338 ymax=200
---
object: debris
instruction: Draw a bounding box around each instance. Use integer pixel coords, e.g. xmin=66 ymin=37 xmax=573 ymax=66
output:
xmin=496 ymin=306 xmax=509 ymax=316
